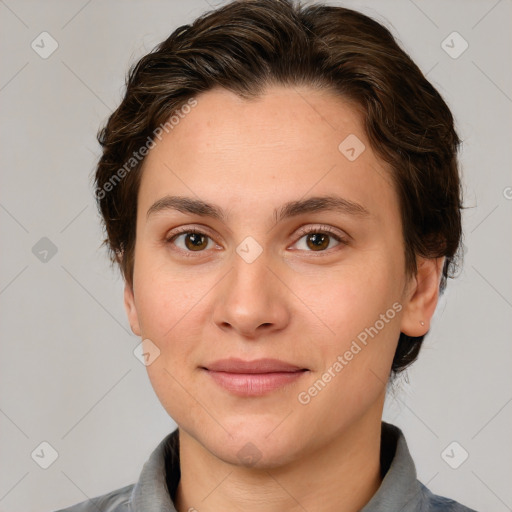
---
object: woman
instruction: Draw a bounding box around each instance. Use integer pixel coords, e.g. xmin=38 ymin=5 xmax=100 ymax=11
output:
xmin=58 ymin=0 xmax=476 ymax=510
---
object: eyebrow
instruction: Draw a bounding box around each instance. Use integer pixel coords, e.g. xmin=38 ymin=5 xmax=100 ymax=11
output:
xmin=146 ymin=195 xmax=371 ymax=222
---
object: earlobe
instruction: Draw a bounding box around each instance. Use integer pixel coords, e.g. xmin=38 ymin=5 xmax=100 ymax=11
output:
xmin=124 ymin=281 xmax=141 ymax=337
xmin=399 ymin=256 xmax=445 ymax=337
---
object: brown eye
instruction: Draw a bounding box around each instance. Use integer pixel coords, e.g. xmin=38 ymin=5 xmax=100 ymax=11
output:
xmin=169 ymin=231 xmax=215 ymax=252
xmin=292 ymin=227 xmax=346 ymax=252
xmin=306 ymin=233 xmax=330 ymax=251
xmin=184 ymin=233 xmax=208 ymax=251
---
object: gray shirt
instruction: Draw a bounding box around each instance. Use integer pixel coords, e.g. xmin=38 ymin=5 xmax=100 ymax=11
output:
xmin=55 ymin=423 xmax=477 ymax=512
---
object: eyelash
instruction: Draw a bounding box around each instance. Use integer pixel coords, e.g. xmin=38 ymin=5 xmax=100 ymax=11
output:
xmin=165 ymin=224 xmax=349 ymax=256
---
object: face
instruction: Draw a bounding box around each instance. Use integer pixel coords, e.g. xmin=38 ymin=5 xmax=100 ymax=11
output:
xmin=124 ymin=85 xmax=439 ymax=467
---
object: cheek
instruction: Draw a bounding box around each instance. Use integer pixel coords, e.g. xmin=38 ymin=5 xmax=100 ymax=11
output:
xmin=292 ymin=271 xmax=402 ymax=433
xmin=131 ymin=248 xmax=221 ymax=379
xmin=289 ymin=253 xmax=404 ymax=402
xmin=133 ymin=243 xmax=206 ymax=333
xmin=133 ymin=263 xmax=212 ymax=424
xmin=292 ymin=256 xmax=403 ymax=339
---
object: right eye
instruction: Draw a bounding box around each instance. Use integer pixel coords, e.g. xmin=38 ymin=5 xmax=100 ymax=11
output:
xmin=167 ymin=230 xmax=217 ymax=252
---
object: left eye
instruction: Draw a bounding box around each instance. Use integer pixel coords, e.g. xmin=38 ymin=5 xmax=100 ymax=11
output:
xmin=293 ymin=231 xmax=344 ymax=251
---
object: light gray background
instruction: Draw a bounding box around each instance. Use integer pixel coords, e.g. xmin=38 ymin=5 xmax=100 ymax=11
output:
xmin=1 ymin=0 xmax=511 ymax=511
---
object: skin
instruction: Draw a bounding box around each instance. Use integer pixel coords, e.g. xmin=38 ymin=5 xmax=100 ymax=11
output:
xmin=124 ymin=85 xmax=444 ymax=512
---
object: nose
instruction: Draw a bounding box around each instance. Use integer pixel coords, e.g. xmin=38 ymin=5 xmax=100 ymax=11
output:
xmin=212 ymin=252 xmax=291 ymax=339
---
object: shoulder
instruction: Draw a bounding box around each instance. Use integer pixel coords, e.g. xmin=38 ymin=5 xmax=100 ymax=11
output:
xmin=54 ymin=429 xmax=179 ymax=512
xmin=54 ymin=483 xmax=135 ymax=512
xmin=373 ymin=423 xmax=479 ymax=512
xmin=418 ymin=481 xmax=479 ymax=512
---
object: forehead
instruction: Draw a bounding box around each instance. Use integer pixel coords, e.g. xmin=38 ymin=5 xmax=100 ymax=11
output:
xmin=138 ymin=85 xmax=396 ymax=223
xmin=164 ymin=85 xmax=366 ymax=158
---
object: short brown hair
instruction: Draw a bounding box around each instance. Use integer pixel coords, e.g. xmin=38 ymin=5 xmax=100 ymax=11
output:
xmin=95 ymin=0 xmax=463 ymax=374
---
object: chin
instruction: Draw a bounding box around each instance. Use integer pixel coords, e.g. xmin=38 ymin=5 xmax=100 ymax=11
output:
xmin=190 ymin=415 xmax=308 ymax=469
xmin=210 ymin=434 xmax=303 ymax=470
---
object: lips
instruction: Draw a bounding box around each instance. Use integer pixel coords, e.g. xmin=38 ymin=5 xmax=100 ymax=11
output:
xmin=202 ymin=358 xmax=308 ymax=396
xmin=204 ymin=358 xmax=306 ymax=374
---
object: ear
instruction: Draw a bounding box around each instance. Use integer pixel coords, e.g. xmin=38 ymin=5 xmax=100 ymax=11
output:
xmin=124 ymin=280 xmax=141 ymax=337
xmin=400 ymin=256 xmax=445 ymax=337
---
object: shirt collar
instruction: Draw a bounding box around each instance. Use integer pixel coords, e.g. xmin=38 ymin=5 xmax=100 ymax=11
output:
xmin=130 ymin=429 xmax=179 ymax=511
xmin=130 ymin=422 xmax=422 ymax=512
xmin=361 ymin=422 xmax=424 ymax=512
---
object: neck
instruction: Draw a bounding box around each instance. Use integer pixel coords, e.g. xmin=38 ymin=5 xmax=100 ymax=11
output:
xmin=174 ymin=404 xmax=384 ymax=512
